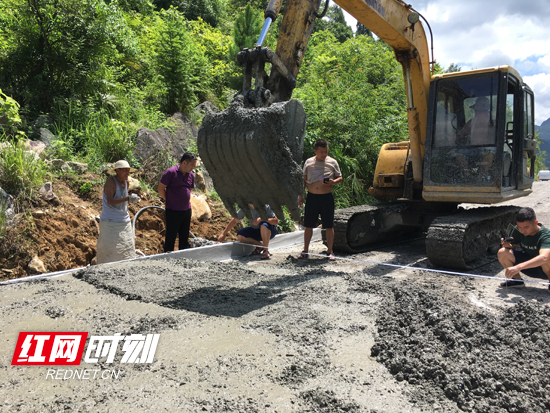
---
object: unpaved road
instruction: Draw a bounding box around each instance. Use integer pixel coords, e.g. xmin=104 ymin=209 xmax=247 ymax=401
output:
xmin=2 ymin=183 xmax=550 ymax=412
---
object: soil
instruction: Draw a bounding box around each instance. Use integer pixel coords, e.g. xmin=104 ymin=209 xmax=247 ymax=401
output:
xmin=0 ymin=174 xmax=239 ymax=281
xmin=1 ymin=182 xmax=550 ymax=412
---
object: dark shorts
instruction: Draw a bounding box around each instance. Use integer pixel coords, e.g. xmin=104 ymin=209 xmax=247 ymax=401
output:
xmin=304 ymin=192 xmax=334 ymax=229
xmin=513 ymin=250 xmax=548 ymax=279
xmin=237 ymin=222 xmax=277 ymax=242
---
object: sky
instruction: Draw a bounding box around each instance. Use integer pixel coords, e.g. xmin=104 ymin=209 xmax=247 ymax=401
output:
xmin=342 ymin=0 xmax=550 ymax=126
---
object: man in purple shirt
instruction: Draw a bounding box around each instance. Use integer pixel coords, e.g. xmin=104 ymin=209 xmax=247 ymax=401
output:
xmin=158 ymin=152 xmax=197 ymax=252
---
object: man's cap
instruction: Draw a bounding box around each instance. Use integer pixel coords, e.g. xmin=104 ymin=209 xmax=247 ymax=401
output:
xmin=107 ymin=160 xmax=137 ymax=175
xmin=471 ymin=96 xmax=490 ymax=111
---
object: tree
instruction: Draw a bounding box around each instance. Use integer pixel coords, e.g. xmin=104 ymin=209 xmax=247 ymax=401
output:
xmin=155 ymin=8 xmax=209 ymax=113
xmin=227 ymin=4 xmax=262 ymax=90
xmin=228 ymin=4 xmax=262 ymax=60
xmin=152 ymin=0 xmax=226 ymax=27
xmin=0 ymin=0 xmax=137 ymax=116
xmin=294 ymin=33 xmax=408 ymax=208
xmin=180 ymin=0 xmax=226 ymax=28
xmin=356 ymin=22 xmax=373 ymax=37
xmin=446 ymin=63 xmax=461 ymax=73
xmin=312 ymin=5 xmax=353 ymax=43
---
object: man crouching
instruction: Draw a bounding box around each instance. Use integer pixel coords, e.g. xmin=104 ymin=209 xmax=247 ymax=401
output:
xmin=498 ymin=207 xmax=550 ymax=289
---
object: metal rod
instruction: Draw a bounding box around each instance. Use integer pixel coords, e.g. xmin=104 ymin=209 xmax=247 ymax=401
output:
xmin=256 ymin=17 xmax=272 ymax=47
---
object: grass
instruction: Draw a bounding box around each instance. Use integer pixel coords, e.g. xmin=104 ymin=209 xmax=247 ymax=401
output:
xmin=0 ymin=139 xmax=50 ymax=199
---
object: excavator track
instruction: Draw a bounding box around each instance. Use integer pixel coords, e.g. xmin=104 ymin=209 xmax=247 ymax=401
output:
xmin=425 ymin=206 xmax=519 ymax=269
xmin=333 ymin=203 xmax=422 ymax=253
xmin=333 ymin=203 xmax=520 ymax=270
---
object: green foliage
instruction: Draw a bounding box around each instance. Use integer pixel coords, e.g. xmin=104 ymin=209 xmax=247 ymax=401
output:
xmin=78 ymin=181 xmax=94 ymax=195
xmin=0 ymin=139 xmax=49 ymax=198
xmin=0 ymin=89 xmax=23 ymax=137
xmin=85 ymin=115 xmax=136 ymax=166
xmin=209 ymin=188 xmax=221 ymax=202
xmin=227 ymin=4 xmax=262 ymax=90
xmin=535 ymin=131 xmax=547 ymax=174
xmin=229 ymin=4 xmax=262 ymax=60
xmin=180 ymin=0 xmax=226 ymax=28
xmin=356 ymin=22 xmax=373 ymax=37
xmin=155 ymin=8 xmax=209 ymax=113
xmin=311 ymin=5 xmax=353 ymax=43
xmin=276 ymin=206 xmax=295 ymax=233
xmin=0 ymin=0 xmax=138 ymax=115
xmin=446 ymin=63 xmax=461 ymax=73
xmin=295 ymin=33 xmax=407 ymax=208
xmin=189 ymin=18 xmax=235 ymax=108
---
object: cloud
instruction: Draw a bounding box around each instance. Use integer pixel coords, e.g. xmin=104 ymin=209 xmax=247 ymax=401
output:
xmin=524 ymin=73 xmax=550 ymax=125
xmin=343 ymin=1 xmax=550 ymax=125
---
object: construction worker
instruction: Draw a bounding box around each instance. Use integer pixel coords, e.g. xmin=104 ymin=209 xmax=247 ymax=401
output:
xmin=158 ymin=152 xmax=197 ymax=252
xmin=96 ymin=160 xmax=140 ymax=264
xmin=217 ymin=204 xmax=278 ymax=259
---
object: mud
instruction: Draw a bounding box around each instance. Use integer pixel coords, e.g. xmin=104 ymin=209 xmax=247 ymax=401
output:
xmin=198 ymin=97 xmax=306 ymax=222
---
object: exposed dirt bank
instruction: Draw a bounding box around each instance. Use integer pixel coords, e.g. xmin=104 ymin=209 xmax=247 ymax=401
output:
xmin=0 ymin=174 xmax=236 ymax=281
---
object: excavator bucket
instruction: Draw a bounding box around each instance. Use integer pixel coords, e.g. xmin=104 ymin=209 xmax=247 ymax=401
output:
xmin=197 ymin=96 xmax=306 ymax=222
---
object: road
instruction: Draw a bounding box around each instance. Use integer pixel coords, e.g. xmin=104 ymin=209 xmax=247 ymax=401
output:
xmin=2 ymin=182 xmax=550 ymax=412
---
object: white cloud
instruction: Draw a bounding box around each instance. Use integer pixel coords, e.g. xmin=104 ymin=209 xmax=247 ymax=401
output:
xmin=343 ymin=1 xmax=550 ymax=124
xmin=524 ymin=73 xmax=550 ymax=125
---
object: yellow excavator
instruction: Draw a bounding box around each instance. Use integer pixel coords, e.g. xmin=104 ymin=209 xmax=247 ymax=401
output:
xmin=198 ymin=0 xmax=536 ymax=269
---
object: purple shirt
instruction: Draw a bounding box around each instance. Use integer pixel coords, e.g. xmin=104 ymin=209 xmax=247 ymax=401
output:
xmin=160 ymin=165 xmax=194 ymax=211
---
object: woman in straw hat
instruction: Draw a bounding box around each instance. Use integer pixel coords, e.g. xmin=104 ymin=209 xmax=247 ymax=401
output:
xmin=96 ymin=160 xmax=140 ymax=264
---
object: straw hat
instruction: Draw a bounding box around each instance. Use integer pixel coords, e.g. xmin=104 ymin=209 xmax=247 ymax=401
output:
xmin=106 ymin=160 xmax=137 ymax=175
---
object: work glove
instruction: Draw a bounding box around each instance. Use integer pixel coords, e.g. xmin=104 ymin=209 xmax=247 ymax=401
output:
xmin=129 ymin=193 xmax=140 ymax=203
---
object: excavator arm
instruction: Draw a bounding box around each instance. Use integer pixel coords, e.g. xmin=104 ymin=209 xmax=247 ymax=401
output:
xmin=198 ymin=0 xmax=432 ymax=222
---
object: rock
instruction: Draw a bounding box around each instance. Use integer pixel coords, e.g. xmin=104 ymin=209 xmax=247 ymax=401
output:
xmin=169 ymin=112 xmax=199 ymax=145
xmin=67 ymin=161 xmax=88 ymax=174
xmin=0 ymin=188 xmax=15 ymax=227
xmin=195 ymin=170 xmax=206 ymax=191
xmin=128 ymin=176 xmax=141 ymax=193
xmin=194 ymin=102 xmax=220 ymax=119
xmin=133 ymin=112 xmax=198 ymax=163
xmin=190 ymin=194 xmax=212 ymax=221
xmin=200 ymin=168 xmax=214 ymax=192
xmin=48 ymin=159 xmax=70 ymax=172
xmin=28 ymin=256 xmax=47 ymax=273
xmin=39 ymin=182 xmax=59 ymax=204
xmin=25 ymin=139 xmax=47 ymax=156
xmin=37 ymin=128 xmax=55 ymax=148
xmin=133 ymin=127 xmax=186 ymax=163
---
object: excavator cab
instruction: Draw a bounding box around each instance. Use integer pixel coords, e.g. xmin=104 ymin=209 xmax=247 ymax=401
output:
xmin=423 ymin=66 xmax=535 ymax=203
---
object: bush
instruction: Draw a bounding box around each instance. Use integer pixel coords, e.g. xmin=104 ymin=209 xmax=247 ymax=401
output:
xmin=0 ymin=139 xmax=49 ymax=198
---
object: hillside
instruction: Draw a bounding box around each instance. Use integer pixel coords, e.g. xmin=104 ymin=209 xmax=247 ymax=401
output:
xmin=536 ymin=117 xmax=550 ymax=161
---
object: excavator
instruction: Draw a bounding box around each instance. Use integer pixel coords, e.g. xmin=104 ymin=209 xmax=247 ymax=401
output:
xmin=198 ymin=0 xmax=536 ymax=269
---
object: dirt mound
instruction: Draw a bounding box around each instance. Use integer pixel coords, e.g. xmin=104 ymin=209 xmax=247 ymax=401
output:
xmin=361 ymin=277 xmax=550 ymax=412
xmin=0 ymin=175 xmax=238 ymax=281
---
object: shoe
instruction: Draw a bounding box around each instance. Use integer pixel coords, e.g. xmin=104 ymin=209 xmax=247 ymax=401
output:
xmin=297 ymin=251 xmax=309 ymax=259
xmin=500 ymin=279 xmax=525 ymax=288
xmin=326 ymin=252 xmax=336 ymax=261
xmin=261 ymin=250 xmax=271 ymax=260
xmin=251 ymin=247 xmax=263 ymax=255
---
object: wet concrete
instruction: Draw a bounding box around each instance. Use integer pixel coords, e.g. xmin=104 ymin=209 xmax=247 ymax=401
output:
xmin=4 ymin=183 xmax=550 ymax=411
xmin=197 ymin=97 xmax=306 ymax=221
